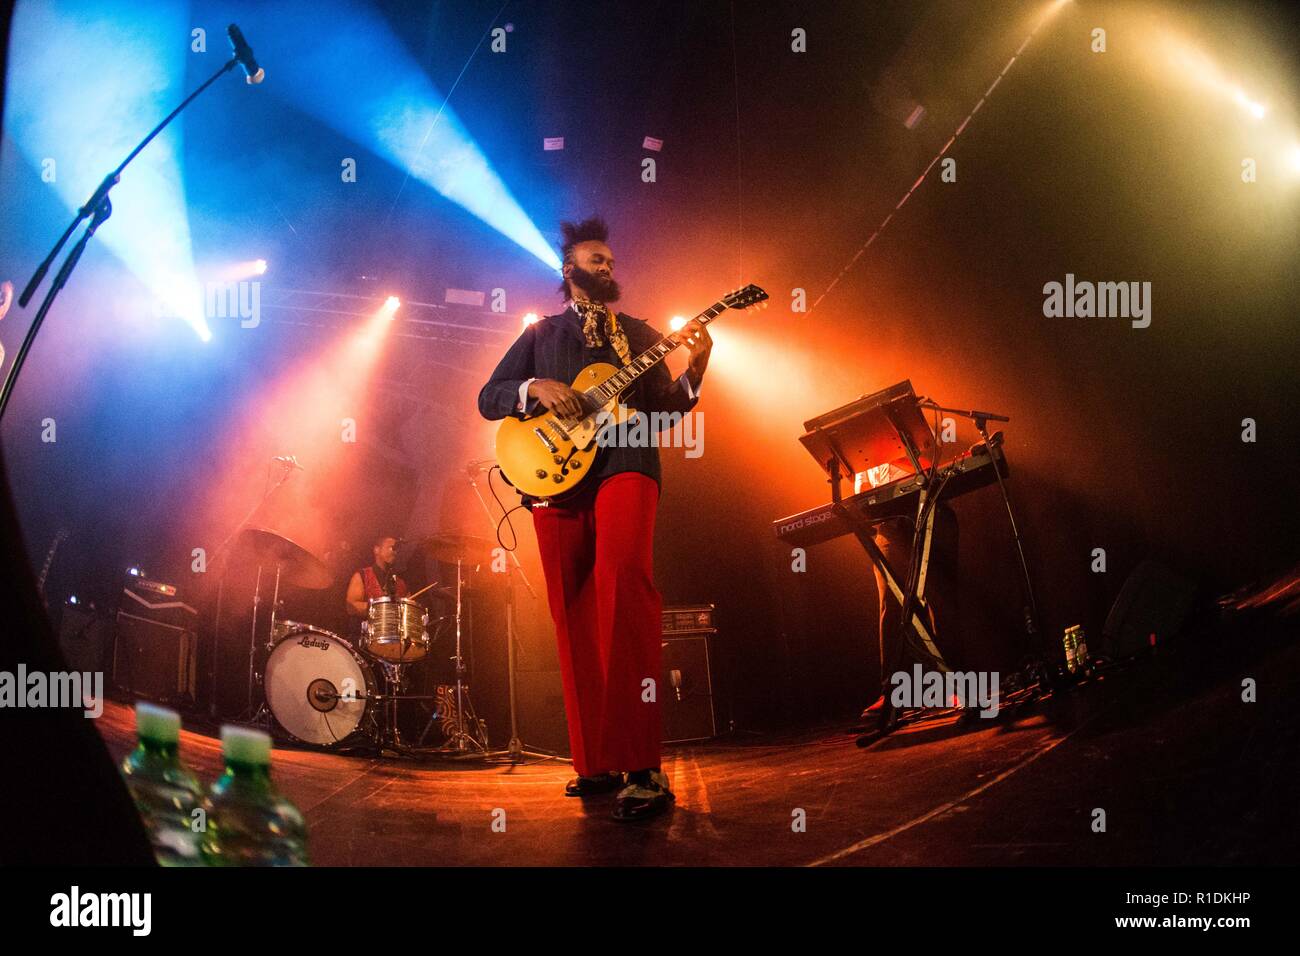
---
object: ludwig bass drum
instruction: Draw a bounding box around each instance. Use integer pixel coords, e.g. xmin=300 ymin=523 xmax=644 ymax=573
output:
xmin=264 ymin=627 xmax=376 ymax=747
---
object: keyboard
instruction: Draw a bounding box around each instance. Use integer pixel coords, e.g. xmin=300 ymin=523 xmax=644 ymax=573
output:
xmin=772 ymin=443 xmax=1007 ymax=548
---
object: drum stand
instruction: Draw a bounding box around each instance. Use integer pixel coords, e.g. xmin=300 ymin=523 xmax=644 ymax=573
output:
xmin=417 ymin=557 xmax=487 ymax=754
xmin=240 ymin=561 xmax=282 ymax=728
xmin=375 ymin=661 xmax=413 ymax=752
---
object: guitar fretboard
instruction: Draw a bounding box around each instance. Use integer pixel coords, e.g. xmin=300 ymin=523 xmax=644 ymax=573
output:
xmin=590 ymin=301 xmax=726 ymax=403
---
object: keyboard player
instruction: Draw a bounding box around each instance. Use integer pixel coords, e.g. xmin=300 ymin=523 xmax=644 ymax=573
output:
xmin=856 ymin=463 xmax=964 ymax=729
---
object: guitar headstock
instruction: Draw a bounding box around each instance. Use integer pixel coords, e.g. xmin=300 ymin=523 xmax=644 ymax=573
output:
xmin=722 ymin=283 xmax=769 ymax=311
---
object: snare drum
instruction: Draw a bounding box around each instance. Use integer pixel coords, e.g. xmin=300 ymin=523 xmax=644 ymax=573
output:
xmin=362 ymin=596 xmax=430 ymax=662
xmin=264 ymin=627 xmax=376 ymax=747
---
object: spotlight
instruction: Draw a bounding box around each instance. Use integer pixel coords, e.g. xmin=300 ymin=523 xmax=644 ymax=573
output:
xmin=6 ymin=5 xmax=208 ymax=340
xmin=213 ymin=259 xmax=269 ymax=283
xmin=127 ymin=566 xmax=142 ymax=577
xmin=1232 ymin=89 xmax=1267 ymax=119
xmin=267 ymin=3 xmax=561 ymax=270
xmin=669 ymin=316 xmax=687 ymax=332
xmin=522 ymin=312 xmax=540 ymax=328
xmin=383 ymin=295 xmax=401 ymax=318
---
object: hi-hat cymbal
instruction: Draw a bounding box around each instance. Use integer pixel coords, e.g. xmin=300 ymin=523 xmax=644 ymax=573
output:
xmin=226 ymin=527 xmax=333 ymax=590
xmin=420 ymin=532 xmax=495 ymax=564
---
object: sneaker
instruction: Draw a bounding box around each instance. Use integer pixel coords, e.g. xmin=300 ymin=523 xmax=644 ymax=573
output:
xmin=611 ymin=769 xmax=674 ymax=822
xmin=564 ymin=772 xmax=624 ymax=798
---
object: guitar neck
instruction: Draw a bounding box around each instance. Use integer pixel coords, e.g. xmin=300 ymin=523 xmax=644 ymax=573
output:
xmin=591 ymin=300 xmax=727 ymax=402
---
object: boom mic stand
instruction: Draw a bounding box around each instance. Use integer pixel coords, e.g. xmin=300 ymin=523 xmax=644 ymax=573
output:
xmin=919 ymin=400 xmax=1055 ymax=695
xmin=1 ymin=47 xmax=252 ymax=421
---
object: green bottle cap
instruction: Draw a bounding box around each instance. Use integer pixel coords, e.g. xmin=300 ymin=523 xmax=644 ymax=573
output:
xmin=135 ymin=702 xmax=181 ymax=744
xmin=221 ymin=725 xmax=272 ymax=765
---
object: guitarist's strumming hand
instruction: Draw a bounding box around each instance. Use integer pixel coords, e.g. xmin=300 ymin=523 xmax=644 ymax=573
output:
xmin=677 ymin=319 xmax=713 ymax=390
xmin=528 ymin=379 xmax=587 ymax=419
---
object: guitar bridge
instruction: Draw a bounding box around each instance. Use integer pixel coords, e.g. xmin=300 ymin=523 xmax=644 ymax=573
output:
xmin=532 ymin=427 xmax=558 ymax=454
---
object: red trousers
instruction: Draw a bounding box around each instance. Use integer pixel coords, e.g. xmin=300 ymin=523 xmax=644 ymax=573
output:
xmin=532 ymin=472 xmax=663 ymax=777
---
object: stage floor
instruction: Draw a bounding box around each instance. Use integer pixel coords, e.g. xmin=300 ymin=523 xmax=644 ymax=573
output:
xmin=94 ymin=628 xmax=1300 ymax=866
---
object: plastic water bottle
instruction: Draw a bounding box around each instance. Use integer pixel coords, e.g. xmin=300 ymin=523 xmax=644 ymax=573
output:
xmin=119 ymin=702 xmax=205 ymax=867
xmin=200 ymin=726 xmax=309 ymax=866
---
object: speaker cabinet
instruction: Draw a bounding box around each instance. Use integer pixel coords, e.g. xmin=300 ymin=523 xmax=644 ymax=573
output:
xmin=113 ymin=613 xmax=198 ymax=704
xmin=661 ymin=634 xmax=717 ymax=743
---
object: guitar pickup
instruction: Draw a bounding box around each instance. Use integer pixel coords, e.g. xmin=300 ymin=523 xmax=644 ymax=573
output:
xmin=532 ymin=427 xmax=558 ymax=454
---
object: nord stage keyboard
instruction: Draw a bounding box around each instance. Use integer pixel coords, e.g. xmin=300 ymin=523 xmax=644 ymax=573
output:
xmin=772 ymin=441 xmax=1008 ymax=549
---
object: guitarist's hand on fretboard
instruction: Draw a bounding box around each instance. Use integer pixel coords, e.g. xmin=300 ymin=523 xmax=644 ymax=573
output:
xmin=677 ymin=319 xmax=713 ymax=386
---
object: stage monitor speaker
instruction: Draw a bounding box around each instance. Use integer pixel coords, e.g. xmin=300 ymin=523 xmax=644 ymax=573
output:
xmin=1103 ymin=559 xmax=1196 ymax=659
xmin=662 ymin=634 xmax=718 ymax=743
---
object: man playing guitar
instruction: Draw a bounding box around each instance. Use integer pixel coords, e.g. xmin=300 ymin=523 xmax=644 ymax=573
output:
xmin=477 ymin=217 xmax=712 ymax=821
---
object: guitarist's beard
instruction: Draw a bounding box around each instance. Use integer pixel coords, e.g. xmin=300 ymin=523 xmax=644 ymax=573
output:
xmin=569 ymin=265 xmax=622 ymax=304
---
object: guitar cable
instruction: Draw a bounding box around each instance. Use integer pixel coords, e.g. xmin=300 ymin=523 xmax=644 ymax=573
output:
xmin=486 ymin=464 xmax=527 ymax=554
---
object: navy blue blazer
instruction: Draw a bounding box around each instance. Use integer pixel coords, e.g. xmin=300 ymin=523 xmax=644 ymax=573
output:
xmin=478 ymin=306 xmax=699 ymax=507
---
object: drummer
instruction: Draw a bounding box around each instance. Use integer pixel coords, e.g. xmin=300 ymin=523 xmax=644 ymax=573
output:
xmin=345 ymin=535 xmax=409 ymax=620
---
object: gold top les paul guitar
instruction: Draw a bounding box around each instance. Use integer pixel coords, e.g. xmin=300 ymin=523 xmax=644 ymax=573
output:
xmin=495 ymin=283 xmax=769 ymax=500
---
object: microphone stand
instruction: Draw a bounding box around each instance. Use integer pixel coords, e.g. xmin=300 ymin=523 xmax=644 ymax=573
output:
xmin=919 ymin=400 xmax=1054 ymax=693
xmin=206 ymin=459 xmax=300 ymax=719
xmin=0 ymin=55 xmax=243 ymax=421
xmin=465 ymin=465 xmax=557 ymax=764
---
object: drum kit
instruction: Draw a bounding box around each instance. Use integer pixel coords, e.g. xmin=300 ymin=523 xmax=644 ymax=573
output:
xmin=223 ymin=526 xmax=502 ymax=756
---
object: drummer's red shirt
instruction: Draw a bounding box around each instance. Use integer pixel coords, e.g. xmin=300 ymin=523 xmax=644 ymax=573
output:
xmin=360 ymin=565 xmax=409 ymax=599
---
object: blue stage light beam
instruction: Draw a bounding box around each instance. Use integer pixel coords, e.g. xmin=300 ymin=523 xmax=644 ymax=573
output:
xmin=260 ymin=0 xmax=560 ymax=272
xmin=3 ymin=1 xmax=210 ymax=341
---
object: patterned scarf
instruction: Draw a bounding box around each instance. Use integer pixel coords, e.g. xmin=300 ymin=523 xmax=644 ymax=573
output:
xmin=573 ymin=298 xmax=632 ymax=367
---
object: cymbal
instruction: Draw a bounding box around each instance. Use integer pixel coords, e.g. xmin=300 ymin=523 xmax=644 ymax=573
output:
xmin=419 ymin=532 xmax=495 ymax=564
xmin=226 ymin=527 xmax=333 ymax=590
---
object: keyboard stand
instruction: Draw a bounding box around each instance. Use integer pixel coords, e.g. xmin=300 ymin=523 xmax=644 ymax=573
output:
xmin=829 ymin=458 xmax=948 ymax=673
xmin=804 ymin=384 xmax=955 ymax=741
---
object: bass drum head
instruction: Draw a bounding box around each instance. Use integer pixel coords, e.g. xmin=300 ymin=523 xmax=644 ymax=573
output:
xmin=265 ymin=630 xmax=373 ymax=747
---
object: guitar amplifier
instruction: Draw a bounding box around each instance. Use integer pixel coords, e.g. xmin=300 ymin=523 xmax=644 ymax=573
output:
xmin=112 ymin=577 xmax=199 ymax=704
xmin=662 ymin=604 xmax=716 ymax=635
xmin=661 ymin=605 xmax=718 ymax=743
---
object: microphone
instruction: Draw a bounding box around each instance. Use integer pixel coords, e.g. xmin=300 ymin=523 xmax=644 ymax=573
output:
xmin=226 ymin=24 xmax=265 ymax=85
xmin=272 ymin=455 xmax=303 ymax=470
